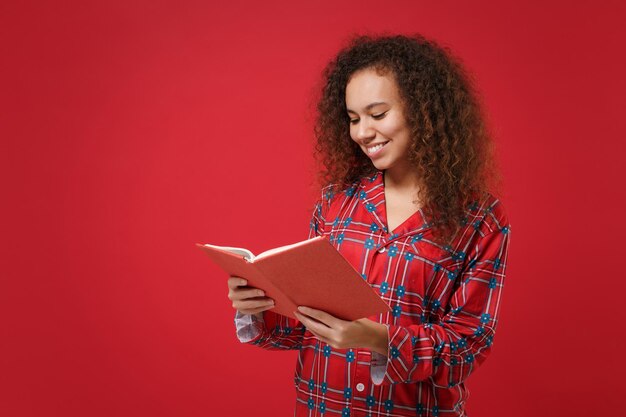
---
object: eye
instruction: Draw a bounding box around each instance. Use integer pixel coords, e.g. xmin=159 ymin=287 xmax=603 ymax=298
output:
xmin=349 ymin=111 xmax=387 ymax=125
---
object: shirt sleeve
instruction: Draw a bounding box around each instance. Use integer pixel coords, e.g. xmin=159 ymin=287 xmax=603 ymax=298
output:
xmin=233 ymin=188 xmax=330 ymax=349
xmin=233 ymin=308 xmax=306 ymax=349
xmin=370 ymin=222 xmax=511 ymax=388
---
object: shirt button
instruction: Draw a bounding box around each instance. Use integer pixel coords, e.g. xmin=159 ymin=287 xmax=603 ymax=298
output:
xmin=356 ymin=383 xmax=365 ymax=392
xmin=378 ymin=247 xmax=386 ymax=253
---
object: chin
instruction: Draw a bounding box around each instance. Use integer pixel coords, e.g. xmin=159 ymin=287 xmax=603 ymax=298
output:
xmin=371 ymin=160 xmax=390 ymax=171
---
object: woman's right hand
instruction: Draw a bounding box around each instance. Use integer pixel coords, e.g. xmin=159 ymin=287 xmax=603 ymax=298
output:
xmin=227 ymin=276 xmax=275 ymax=316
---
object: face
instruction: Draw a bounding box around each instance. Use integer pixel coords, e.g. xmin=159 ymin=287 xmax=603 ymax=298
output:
xmin=345 ymin=67 xmax=413 ymax=176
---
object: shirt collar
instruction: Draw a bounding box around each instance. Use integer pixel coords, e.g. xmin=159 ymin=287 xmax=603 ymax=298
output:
xmin=357 ymin=170 xmax=429 ymax=240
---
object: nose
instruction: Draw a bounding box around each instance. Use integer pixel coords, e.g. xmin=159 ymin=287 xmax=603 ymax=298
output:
xmin=353 ymin=118 xmax=376 ymax=143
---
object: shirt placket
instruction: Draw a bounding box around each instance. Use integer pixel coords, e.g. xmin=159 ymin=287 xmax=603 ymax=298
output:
xmin=348 ymin=220 xmax=384 ymax=416
xmin=351 ymin=348 xmax=372 ymax=417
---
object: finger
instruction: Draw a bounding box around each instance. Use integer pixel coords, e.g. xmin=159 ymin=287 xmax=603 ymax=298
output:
xmin=227 ymin=276 xmax=248 ymax=290
xmin=238 ymin=304 xmax=274 ymax=315
xmin=303 ymin=325 xmax=333 ymax=346
xmin=234 ymin=298 xmax=274 ymax=311
xmin=297 ymin=306 xmax=341 ymax=328
xmin=294 ymin=311 xmax=332 ymax=340
xmin=229 ymin=287 xmax=266 ymax=301
xmin=295 ymin=309 xmax=334 ymax=329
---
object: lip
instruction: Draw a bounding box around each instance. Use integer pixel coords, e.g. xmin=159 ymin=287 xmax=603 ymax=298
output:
xmin=365 ymin=141 xmax=389 ymax=158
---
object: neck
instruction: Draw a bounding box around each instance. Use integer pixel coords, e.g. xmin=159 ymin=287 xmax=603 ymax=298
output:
xmin=383 ymin=166 xmax=421 ymax=192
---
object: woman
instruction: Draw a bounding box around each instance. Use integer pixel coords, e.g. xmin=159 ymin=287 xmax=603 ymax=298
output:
xmin=227 ymin=33 xmax=511 ymax=417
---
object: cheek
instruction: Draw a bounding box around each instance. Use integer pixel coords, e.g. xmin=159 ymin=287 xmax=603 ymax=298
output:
xmin=348 ymin=124 xmax=355 ymax=139
xmin=387 ymin=119 xmax=411 ymax=143
xmin=381 ymin=116 xmax=407 ymax=136
xmin=390 ymin=130 xmax=413 ymax=154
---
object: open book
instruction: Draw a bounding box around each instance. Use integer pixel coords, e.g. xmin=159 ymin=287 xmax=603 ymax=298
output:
xmin=196 ymin=236 xmax=390 ymax=321
xmin=201 ymin=238 xmax=315 ymax=263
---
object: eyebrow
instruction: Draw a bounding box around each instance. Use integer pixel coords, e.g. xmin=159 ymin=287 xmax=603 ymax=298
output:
xmin=346 ymin=101 xmax=388 ymax=114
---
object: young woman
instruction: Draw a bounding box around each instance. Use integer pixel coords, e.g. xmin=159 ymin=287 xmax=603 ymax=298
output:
xmin=227 ymin=33 xmax=511 ymax=417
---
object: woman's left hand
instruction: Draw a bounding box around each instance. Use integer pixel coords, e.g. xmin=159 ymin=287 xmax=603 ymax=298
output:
xmin=294 ymin=306 xmax=389 ymax=356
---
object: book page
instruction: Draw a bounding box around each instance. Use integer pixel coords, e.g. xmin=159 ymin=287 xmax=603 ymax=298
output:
xmin=256 ymin=236 xmax=322 ymax=260
xmin=203 ymin=244 xmax=255 ymax=261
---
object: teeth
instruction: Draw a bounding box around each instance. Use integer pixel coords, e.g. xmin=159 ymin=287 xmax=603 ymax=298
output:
xmin=367 ymin=142 xmax=388 ymax=154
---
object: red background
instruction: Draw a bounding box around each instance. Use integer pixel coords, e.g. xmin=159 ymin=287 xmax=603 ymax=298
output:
xmin=2 ymin=1 xmax=625 ymax=416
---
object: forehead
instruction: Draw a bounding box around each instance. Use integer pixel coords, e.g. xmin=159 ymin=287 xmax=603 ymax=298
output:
xmin=345 ymin=68 xmax=400 ymax=108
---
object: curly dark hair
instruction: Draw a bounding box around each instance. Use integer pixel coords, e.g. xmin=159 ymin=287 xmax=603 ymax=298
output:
xmin=311 ymin=33 xmax=502 ymax=246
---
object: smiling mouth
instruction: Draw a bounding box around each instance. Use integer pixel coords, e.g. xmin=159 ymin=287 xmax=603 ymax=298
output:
xmin=366 ymin=141 xmax=389 ymax=155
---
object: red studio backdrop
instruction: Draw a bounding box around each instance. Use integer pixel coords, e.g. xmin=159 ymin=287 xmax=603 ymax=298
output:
xmin=2 ymin=1 xmax=625 ymax=416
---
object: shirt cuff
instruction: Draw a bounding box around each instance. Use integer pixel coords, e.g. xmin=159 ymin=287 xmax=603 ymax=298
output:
xmin=370 ymin=323 xmax=391 ymax=385
xmin=371 ymin=351 xmax=388 ymax=385
xmin=234 ymin=310 xmax=264 ymax=343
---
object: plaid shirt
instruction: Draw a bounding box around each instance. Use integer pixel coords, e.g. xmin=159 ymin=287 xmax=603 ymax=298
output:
xmin=234 ymin=170 xmax=511 ymax=417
